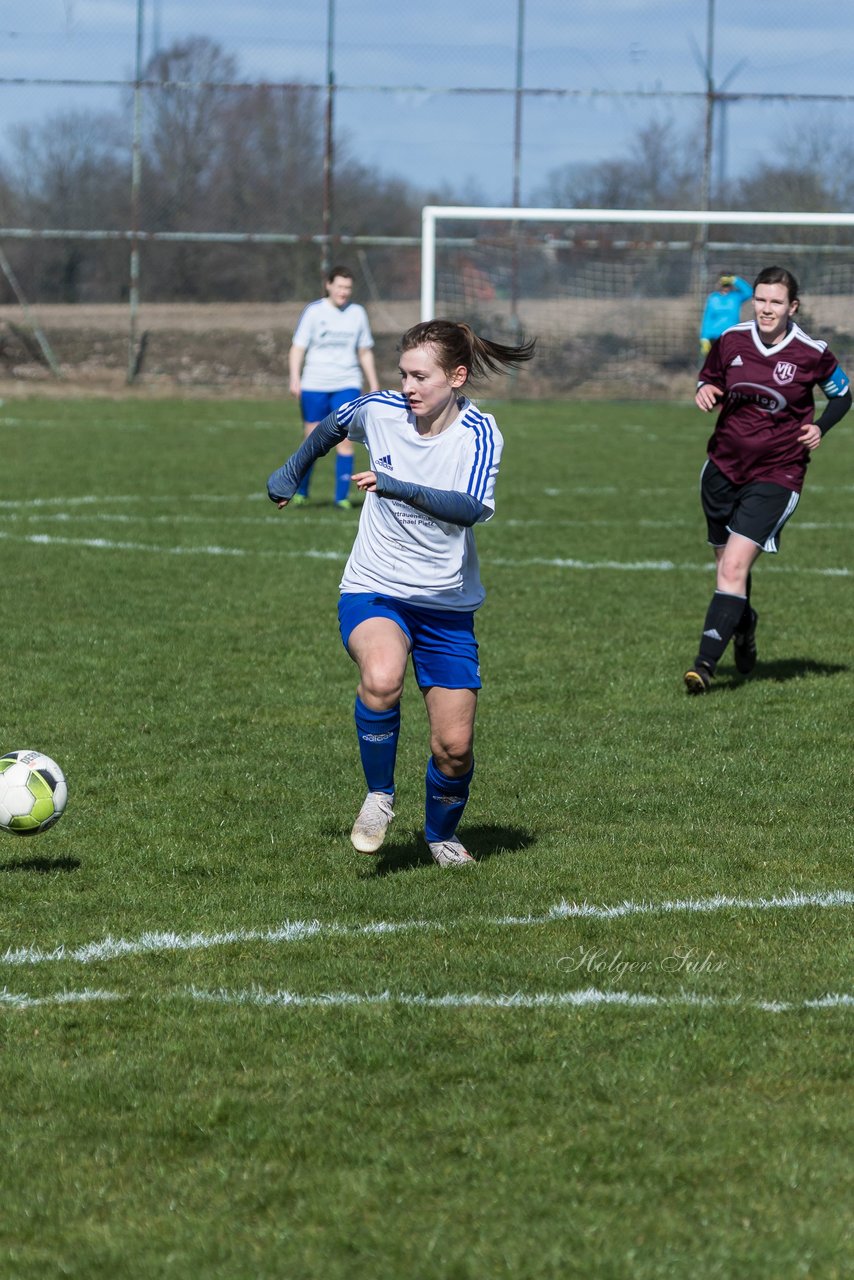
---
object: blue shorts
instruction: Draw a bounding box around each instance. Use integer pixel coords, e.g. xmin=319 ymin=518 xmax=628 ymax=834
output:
xmin=338 ymin=593 xmax=481 ymax=690
xmin=300 ymin=387 xmax=360 ymax=424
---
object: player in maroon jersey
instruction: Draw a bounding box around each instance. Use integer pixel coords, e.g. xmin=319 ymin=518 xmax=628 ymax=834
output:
xmin=684 ymin=266 xmax=851 ymax=693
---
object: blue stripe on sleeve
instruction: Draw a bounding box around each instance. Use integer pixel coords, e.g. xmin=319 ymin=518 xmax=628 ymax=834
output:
xmin=463 ymin=409 xmax=496 ymax=500
xmin=335 ymin=390 xmax=405 ymax=429
xmin=820 ymin=364 xmax=850 ymax=398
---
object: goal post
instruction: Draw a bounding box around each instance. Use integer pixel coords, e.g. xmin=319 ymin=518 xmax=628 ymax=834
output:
xmin=420 ymin=206 xmax=854 ymax=397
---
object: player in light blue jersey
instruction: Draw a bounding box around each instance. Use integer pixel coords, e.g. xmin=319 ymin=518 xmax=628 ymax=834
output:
xmin=268 ymin=319 xmax=535 ymax=867
xmin=699 ymin=273 xmax=752 ymax=358
xmin=288 ymin=266 xmax=380 ymax=508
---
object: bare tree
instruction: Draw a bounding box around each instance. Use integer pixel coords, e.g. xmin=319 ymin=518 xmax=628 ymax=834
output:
xmin=535 ymin=116 xmax=702 ymax=209
xmin=141 ymin=38 xmax=238 ymax=229
xmin=0 ymin=32 xmax=425 ymax=303
xmin=5 ymin=110 xmax=128 ymax=300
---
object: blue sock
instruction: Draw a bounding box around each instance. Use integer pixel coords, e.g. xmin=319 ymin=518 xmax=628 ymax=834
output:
xmin=354 ymin=697 xmax=399 ymax=794
xmin=296 ymin=463 xmax=313 ymax=499
xmin=424 ymin=756 xmax=473 ymax=843
xmin=335 ymin=454 xmax=353 ymax=503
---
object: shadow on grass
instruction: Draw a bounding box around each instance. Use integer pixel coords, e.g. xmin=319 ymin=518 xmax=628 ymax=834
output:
xmin=754 ymin=657 xmax=849 ymax=683
xmin=367 ymin=824 xmax=535 ymax=877
xmin=715 ymin=657 xmax=849 ymax=690
xmin=0 ymin=855 xmax=81 ymax=873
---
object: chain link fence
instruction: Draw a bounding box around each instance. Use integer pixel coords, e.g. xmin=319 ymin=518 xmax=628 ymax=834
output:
xmin=1 ymin=0 xmax=852 ymax=392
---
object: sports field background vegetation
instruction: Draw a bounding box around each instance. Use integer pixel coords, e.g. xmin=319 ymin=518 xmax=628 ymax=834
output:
xmin=1 ymin=395 xmax=852 ymax=1278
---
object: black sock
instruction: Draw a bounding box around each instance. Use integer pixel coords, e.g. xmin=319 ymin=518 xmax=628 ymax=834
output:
xmin=734 ymin=573 xmax=753 ymax=634
xmin=696 ymin=591 xmax=748 ymax=671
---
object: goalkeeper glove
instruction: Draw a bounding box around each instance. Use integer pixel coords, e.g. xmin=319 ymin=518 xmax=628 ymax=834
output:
xmin=718 ymin=275 xmax=735 ymax=287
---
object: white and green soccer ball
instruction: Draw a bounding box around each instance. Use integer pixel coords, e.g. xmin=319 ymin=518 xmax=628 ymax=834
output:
xmin=0 ymin=750 xmax=68 ymax=836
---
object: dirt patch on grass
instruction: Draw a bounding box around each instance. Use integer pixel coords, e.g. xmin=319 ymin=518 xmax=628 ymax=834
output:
xmin=0 ymin=302 xmax=422 ymax=399
xmin=19 ymin=296 xmax=849 ymax=402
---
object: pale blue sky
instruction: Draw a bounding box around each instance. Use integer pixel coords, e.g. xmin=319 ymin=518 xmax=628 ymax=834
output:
xmin=0 ymin=1 xmax=849 ymax=202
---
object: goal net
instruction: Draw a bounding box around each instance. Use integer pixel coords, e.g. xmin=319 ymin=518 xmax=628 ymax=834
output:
xmin=421 ymin=206 xmax=854 ymax=398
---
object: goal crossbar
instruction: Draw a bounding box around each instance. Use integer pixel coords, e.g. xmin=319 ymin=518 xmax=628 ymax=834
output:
xmin=421 ymin=205 xmax=854 ymax=320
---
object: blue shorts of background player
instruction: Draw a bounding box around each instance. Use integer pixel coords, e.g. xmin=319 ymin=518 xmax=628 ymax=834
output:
xmin=300 ymin=387 xmax=360 ymax=422
xmin=295 ymin=387 xmax=360 ymax=506
xmin=338 ymin=593 xmax=481 ymax=690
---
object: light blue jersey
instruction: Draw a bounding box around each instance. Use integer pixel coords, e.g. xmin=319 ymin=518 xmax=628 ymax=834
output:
xmin=700 ymin=275 xmax=753 ymax=343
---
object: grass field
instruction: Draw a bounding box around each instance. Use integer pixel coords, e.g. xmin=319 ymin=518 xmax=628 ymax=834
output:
xmin=1 ymin=394 xmax=852 ymax=1279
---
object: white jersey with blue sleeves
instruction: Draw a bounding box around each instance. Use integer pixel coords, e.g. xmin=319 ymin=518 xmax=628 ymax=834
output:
xmin=292 ymin=298 xmax=374 ymax=391
xmin=338 ymin=391 xmax=503 ymax=610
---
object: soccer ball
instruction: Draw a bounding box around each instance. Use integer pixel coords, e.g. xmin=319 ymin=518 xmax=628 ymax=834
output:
xmin=0 ymin=750 xmax=68 ymax=836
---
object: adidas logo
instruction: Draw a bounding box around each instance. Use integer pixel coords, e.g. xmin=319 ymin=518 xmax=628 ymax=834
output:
xmin=376 ymin=453 xmax=393 ymax=471
xmin=703 ymin=628 xmax=723 ymax=640
xmin=731 ymin=355 xmax=743 ymax=366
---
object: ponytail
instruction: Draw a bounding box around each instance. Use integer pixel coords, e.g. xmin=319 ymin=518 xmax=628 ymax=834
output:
xmin=400 ymin=319 xmax=536 ymax=381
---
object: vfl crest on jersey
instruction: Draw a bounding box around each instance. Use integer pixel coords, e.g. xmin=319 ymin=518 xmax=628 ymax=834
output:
xmin=773 ymin=361 xmax=797 ymax=385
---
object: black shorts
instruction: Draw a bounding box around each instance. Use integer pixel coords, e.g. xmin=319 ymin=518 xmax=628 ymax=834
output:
xmin=700 ymin=459 xmax=800 ymax=555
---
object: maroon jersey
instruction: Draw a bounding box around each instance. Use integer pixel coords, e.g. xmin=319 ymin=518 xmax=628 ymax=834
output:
xmin=698 ymin=321 xmax=843 ymax=491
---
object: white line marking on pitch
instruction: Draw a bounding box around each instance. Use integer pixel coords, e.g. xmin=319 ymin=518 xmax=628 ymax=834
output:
xmin=4 ymin=510 xmax=853 ymax=535
xmin=0 ymin=418 xmax=278 ymax=431
xmin=4 ymin=482 xmax=854 ymax=513
xmin=2 ymin=890 xmax=850 ymax=969
xmin=0 ymin=988 xmax=123 ymax=1009
xmin=187 ymin=986 xmax=854 ymax=1014
xmin=508 ymin=888 xmax=854 ymax=922
xmin=0 ymin=529 xmax=849 ymax=576
xmin=1 ymin=986 xmax=851 ymax=1014
xmin=0 ymin=530 xmax=342 ymax=561
xmin=1 ymin=919 xmax=428 ymax=966
xmin=0 ymin=494 xmax=261 ymax=510
xmin=0 ymin=512 xmax=278 ymax=528
xmin=488 ymin=555 xmax=852 ymax=576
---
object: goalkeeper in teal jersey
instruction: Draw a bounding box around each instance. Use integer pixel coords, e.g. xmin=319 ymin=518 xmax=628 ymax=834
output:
xmin=699 ymin=273 xmax=752 ymax=358
xmin=268 ymin=319 xmax=535 ymax=868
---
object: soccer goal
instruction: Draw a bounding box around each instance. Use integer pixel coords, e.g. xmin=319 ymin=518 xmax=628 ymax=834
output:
xmin=421 ymin=206 xmax=854 ymax=397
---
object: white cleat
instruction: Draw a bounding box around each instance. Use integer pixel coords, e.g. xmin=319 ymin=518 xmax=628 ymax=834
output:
xmin=350 ymin=791 xmax=395 ymax=853
xmin=427 ymin=837 xmax=476 ymax=868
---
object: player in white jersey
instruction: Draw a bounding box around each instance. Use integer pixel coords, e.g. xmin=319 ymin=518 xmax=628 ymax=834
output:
xmin=288 ymin=266 xmax=379 ymax=508
xmin=268 ymin=319 xmax=535 ymax=867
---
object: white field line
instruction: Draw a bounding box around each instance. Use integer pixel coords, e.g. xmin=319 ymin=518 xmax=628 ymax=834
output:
xmin=1 ymin=510 xmax=697 ymax=531
xmin=2 ymin=986 xmax=851 ymax=1014
xmin=0 ymin=495 xmax=262 ymax=508
xmin=518 ymin=888 xmax=854 ymax=922
xmin=0 ymin=528 xmax=850 ymax=576
xmin=0 ymin=512 xmax=283 ymax=528
xmin=0 ymin=417 xmax=278 ymax=430
xmin=188 ymin=986 xmax=854 ymax=1014
xmin=0 ymin=988 xmax=123 ymax=1009
xmin=0 ymin=530 xmax=342 ymax=561
xmin=1 ymin=919 xmax=430 ymax=966
xmin=4 ymin=511 xmax=854 ymax=535
xmin=2 ymin=494 xmax=853 ymax=535
xmin=3 ymin=481 xmax=854 ymax=511
xmin=2 ymin=889 xmax=851 ymax=969
xmin=487 ymin=555 xmax=852 ymax=576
